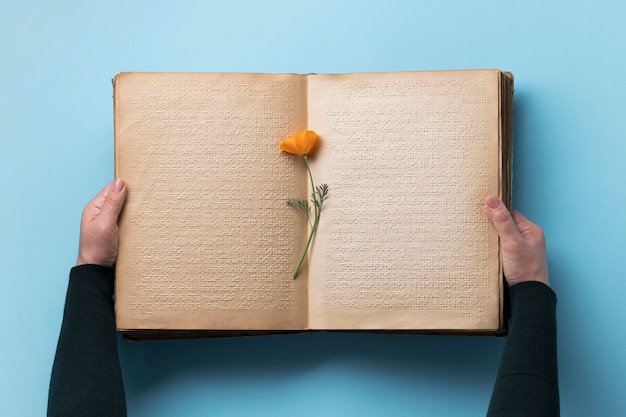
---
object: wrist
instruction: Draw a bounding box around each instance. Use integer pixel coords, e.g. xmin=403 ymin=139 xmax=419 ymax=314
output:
xmin=76 ymin=253 xmax=115 ymax=267
xmin=76 ymin=238 xmax=119 ymax=266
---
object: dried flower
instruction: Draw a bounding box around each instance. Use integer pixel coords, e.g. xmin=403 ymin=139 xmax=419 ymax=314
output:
xmin=280 ymin=129 xmax=328 ymax=279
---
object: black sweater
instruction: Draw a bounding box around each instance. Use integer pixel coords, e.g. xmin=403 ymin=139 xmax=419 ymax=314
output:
xmin=48 ymin=266 xmax=126 ymax=417
xmin=48 ymin=265 xmax=559 ymax=416
xmin=487 ymin=281 xmax=559 ymax=416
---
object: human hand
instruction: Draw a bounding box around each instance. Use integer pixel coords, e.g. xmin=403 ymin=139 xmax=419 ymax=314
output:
xmin=76 ymin=179 xmax=128 ymax=267
xmin=484 ymin=196 xmax=549 ymax=287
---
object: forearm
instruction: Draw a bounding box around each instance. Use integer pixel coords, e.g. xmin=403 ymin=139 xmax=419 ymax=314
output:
xmin=487 ymin=281 xmax=559 ymax=417
xmin=48 ymin=265 xmax=127 ymax=417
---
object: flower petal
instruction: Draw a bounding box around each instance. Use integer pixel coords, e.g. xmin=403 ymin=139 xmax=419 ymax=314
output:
xmin=294 ymin=130 xmax=318 ymax=155
xmin=279 ymin=135 xmax=303 ymax=155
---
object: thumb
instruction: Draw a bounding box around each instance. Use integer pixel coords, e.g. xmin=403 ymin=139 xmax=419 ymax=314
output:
xmin=484 ymin=195 xmax=521 ymax=242
xmin=99 ymin=179 xmax=127 ymax=226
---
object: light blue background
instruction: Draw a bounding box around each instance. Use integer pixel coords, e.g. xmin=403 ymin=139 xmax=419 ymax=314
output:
xmin=2 ymin=1 xmax=625 ymax=416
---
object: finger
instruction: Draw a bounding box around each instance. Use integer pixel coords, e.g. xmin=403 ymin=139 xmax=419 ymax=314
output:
xmin=511 ymin=209 xmax=545 ymax=242
xmin=98 ymin=179 xmax=128 ymax=226
xmin=510 ymin=210 xmax=532 ymax=233
xmin=484 ymin=195 xmax=521 ymax=241
xmin=82 ymin=182 xmax=113 ymax=220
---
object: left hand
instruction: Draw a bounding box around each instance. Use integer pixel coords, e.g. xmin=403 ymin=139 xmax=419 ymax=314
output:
xmin=76 ymin=179 xmax=128 ymax=267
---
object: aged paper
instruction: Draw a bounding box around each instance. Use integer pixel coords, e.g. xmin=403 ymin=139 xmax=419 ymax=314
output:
xmin=307 ymin=70 xmax=503 ymax=331
xmin=114 ymin=73 xmax=309 ymax=331
xmin=114 ymin=70 xmax=510 ymax=337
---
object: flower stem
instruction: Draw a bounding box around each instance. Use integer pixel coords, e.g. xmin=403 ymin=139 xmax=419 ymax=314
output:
xmin=292 ymin=154 xmax=319 ymax=279
xmin=292 ymin=211 xmax=319 ymax=279
xmin=304 ymin=155 xmax=315 ymax=200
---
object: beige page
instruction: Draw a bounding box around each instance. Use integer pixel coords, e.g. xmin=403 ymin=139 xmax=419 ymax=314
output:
xmin=114 ymin=72 xmax=309 ymax=331
xmin=306 ymin=70 xmax=503 ymax=331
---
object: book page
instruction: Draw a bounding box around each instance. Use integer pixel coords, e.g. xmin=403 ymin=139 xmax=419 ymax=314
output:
xmin=114 ymin=73 xmax=309 ymax=331
xmin=307 ymin=70 xmax=503 ymax=331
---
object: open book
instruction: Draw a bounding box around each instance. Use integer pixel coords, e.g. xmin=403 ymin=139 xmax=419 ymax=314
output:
xmin=113 ymin=70 xmax=513 ymax=340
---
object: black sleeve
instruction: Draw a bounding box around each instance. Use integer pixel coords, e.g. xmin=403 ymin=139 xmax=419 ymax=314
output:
xmin=487 ymin=281 xmax=559 ymax=417
xmin=48 ymin=265 xmax=127 ymax=417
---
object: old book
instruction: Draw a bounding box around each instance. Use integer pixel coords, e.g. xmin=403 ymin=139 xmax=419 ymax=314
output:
xmin=113 ymin=70 xmax=513 ymax=340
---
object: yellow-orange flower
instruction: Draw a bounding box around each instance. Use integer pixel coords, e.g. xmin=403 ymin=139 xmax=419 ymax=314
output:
xmin=280 ymin=129 xmax=328 ymax=279
xmin=279 ymin=130 xmax=318 ymax=156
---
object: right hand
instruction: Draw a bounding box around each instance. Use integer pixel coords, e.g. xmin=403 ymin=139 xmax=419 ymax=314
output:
xmin=484 ymin=195 xmax=549 ymax=287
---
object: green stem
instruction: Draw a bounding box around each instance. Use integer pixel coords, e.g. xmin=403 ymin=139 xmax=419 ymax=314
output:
xmin=292 ymin=154 xmax=319 ymax=279
xmin=292 ymin=211 xmax=319 ymax=279
xmin=304 ymin=155 xmax=316 ymax=206
xmin=305 ymin=155 xmax=321 ymax=222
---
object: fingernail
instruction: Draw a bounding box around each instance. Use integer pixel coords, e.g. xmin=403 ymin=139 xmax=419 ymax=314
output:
xmin=113 ymin=179 xmax=124 ymax=192
xmin=486 ymin=195 xmax=500 ymax=209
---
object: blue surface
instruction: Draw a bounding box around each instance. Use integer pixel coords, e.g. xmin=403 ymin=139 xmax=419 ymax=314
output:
xmin=2 ymin=1 xmax=625 ymax=416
